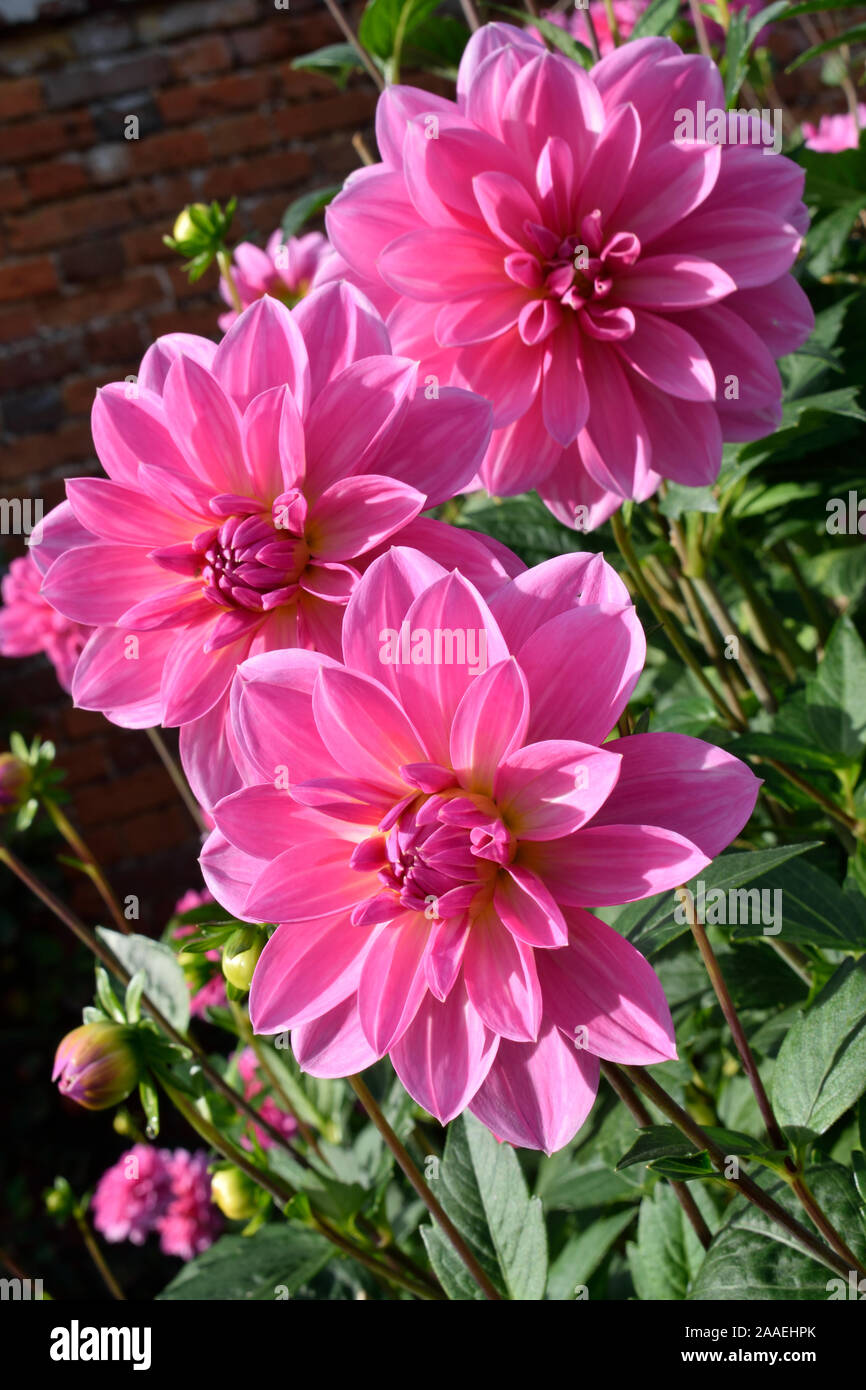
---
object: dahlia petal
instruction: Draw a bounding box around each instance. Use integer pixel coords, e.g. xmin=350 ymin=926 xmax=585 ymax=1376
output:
xmin=425 ymin=914 xmax=472 ymax=1001
xmin=496 ymin=739 xmax=622 ymax=839
xmin=199 ymin=828 xmax=265 ymax=920
xmin=303 ymin=355 xmax=418 ymax=498
xmin=28 ymin=499 xmax=91 ymax=575
xmin=579 ymin=99 xmax=641 ymax=221
xmin=617 ymin=140 xmax=721 ymax=244
xmin=71 ymin=626 xmax=174 ymax=728
xmin=457 ymin=22 xmax=540 ymax=106
xmin=489 ymin=551 xmax=629 ymax=650
xmin=306 ymin=474 xmax=425 ymax=561
xmin=456 ymin=330 xmax=543 ymax=429
xmin=618 ymin=310 xmax=716 ymax=402
xmin=291 ymin=996 xmax=382 ymax=1078
xmin=372 ymin=388 xmax=493 ymax=505
xmin=469 ymin=1020 xmax=599 ymax=1153
xmin=161 ymin=617 xmax=252 ymax=726
xmin=390 ymin=986 xmax=499 ymax=1124
xmin=525 ymin=822 xmax=710 ymax=905
xmin=91 ymin=383 xmax=188 ymax=485
xmin=138 ymin=332 xmax=217 ymax=394
xmin=477 ymin=395 xmax=561 ymax=494
xmin=472 ymin=170 xmax=542 ymax=251
xmin=358 ymin=917 xmax=432 ymax=1053
xmin=537 ymin=446 xmax=626 ymax=533
xmin=726 ymin=275 xmax=814 ymax=360
xmin=435 ymin=290 xmax=527 ymax=348
xmin=342 ymin=545 xmax=448 ymax=695
xmin=244 ymin=840 xmax=365 ymax=923
xmin=541 ymin=317 xmax=588 ymax=447
xmin=501 ymin=51 xmax=603 ymax=172
xmin=537 ymin=907 xmax=676 ymax=1063
xmin=214 ymin=783 xmax=334 ymax=859
xmin=326 ymin=167 xmax=422 ymax=284
xmin=179 ymin=693 xmax=244 ymax=811
xmin=66 ymin=477 xmax=196 ymax=547
xmin=493 ymin=865 xmax=568 ymax=949
xmin=463 ymin=907 xmax=542 ymax=1043
xmin=379 ymin=228 xmax=508 ymax=302
xmin=162 ymin=356 xmax=248 ymax=496
xmin=627 ymin=375 xmax=722 ymax=487
xmin=588 ymin=731 xmax=760 ymax=857
xmin=212 ymin=296 xmax=311 ymax=415
xmin=578 ymin=339 xmax=652 ymax=497
xmin=450 ymin=657 xmax=529 ymax=794
xmin=292 ymin=280 xmax=391 ymax=396
xmin=313 ymin=665 xmax=426 ymax=792
xmin=517 ymin=602 xmax=645 ymax=746
xmin=232 ymin=647 xmax=341 ymax=783
xmin=663 ymin=208 xmax=801 ymax=289
xmin=42 ymin=544 xmax=165 ymax=626
xmin=617 ymin=253 xmax=736 ymax=309
xmin=249 ymin=915 xmax=373 ymax=1033
xmin=242 ymin=385 xmax=305 ymax=498
xmin=375 ymin=83 xmax=455 ymax=167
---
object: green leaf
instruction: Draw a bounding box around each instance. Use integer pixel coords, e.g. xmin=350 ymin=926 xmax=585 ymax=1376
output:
xmin=546 ymin=1209 xmax=636 ymax=1299
xmin=96 ymin=928 xmax=189 ymax=1032
xmin=359 ymin=0 xmax=440 ymax=79
xmin=726 ymin=727 xmax=849 ymax=771
xmin=728 ymin=857 xmax=866 ymax=951
xmin=805 ymin=615 xmax=866 ymax=765
xmin=613 ymin=842 xmax=822 ymax=957
xmin=420 ymin=1112 xmax=547 ymax=1300
xmin=157 ymin=1225 xmax=333 ymax=1300
xmin=805 ymin=198 xmax=864 ymax=277
xmin=280 ymin=186 xmax=341 ymax=241
xmin=774 ymin=959 xmax=866 ymax=1139
xmin=630 ymin=0 xmax=681 ymax=39
xmin=618 ymin=1124 xmax=771 ymax=1171
xmin=291 ymin=43 xmax=361 ymax=90
xmin=787 ymin=22 xmax=866 ymax=72
xmin=689 ymin=1163 xmax=866 ymax=1298
xmin=628 ymin=1182 xmax=718 ymax=1299
xmin=658 ymin=483 xmax=719 ymax=518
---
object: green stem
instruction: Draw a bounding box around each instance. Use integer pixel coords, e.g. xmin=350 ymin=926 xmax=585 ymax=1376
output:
xmin=42 ymin=796 xmax=129 ymax=934
xmin=622 ymin=1066 xmax=864 ymax=1281
xmin=321 ymin=0 xmax=384 ymax=91
xmin=348 ymin=1073 xmax=503 ymax=1300
xmin=216 ymin=248 xmax=243 ymax=317
xmin=163 ymin=1081 xmax=439 ymax=1300
xmin=601 ymin=0 xmax=622 ymax=45
xmin=230 ymin=1001 xmax=322 ymax=1155
xmin=601 ymin=1061 xmax=712 ymax=1250
xmin=74 ymin=1210 xmax=125 ymax=1301
xmin=145 ymin=728 xmax=207 ymax=833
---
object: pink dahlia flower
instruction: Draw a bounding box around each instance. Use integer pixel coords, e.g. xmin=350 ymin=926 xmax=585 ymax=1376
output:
xmin=36 ymin=284 xmax=519 ymax=808
xmin=156 ymin=1149 xmax=222 ymax=1260
xmin=219 ymin=229 xmax=329 ymax=329
xmin=0 ymin=551 xmax=90 ymax=692
xmin=92 ymin=1144 xmax=174 ymax=1246
xmin=236 ymin=1045 xmax=299 ymax=1149
xmin=533 ymin=2 xmax=647 ymax=58
xmin=327 ymin=25 xmax=813 ymax=527
xmin=201 ymin=547 xmax=759 ymax=1153
xmin=802 ymin=105 xmax=866 ymax=153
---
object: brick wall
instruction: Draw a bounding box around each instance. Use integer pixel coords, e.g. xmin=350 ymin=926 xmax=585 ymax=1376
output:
xmin=0 ymin=0 xmax=377 ymax=922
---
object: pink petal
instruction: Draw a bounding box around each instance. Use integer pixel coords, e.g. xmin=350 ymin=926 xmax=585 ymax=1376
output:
xmin=496 ymin=739 xmax=622 ymax=839
xmin=160 ymin=616 xmax=252 ymax=726
xmin=618 ymin=310 xmax=716 ymax=403
xmin=139 ymin=332 xmax=217 ymax=395
xmin=91 ymin=383 xmax=188 ymax=485
xmin=469 ymin=1021 xmax=599 ymax=1154
xmin=373 ymin=388 xmax=493 ymax=506
xmin=303 ymin=355 xmax=418 ymax=498
xmin=242 ymin=385 xmax=306 ymax=498
xmin=313 ymin=665 xmax=425 ymax=794
xmin=537 ymin=907 xmax=676 ymax=1063
xmin=617 ymin=254 xmax=736 ymax=309
xmin=493 ymin=865 xmax=568 ymax=949
xmin=244 ymin=839 xmax=364 ymax=923
xmin=378 ymin=228 xmax=508 ymax=302
xmin=162 ymin=356 xmax=248 ymax=496
xmin=489 ymin=551 xmax=630 ymax=650
xmin=211 ymin=296 xmax=311 ymax=415
xmin=66 ymin=477 xmax=196 ymax=547
xmin=462 ymin=907 xmax=542 ymax=1043
xmin=342 ymin=545 xmax=448 ymax=697
xmin=71 ymin=625 xmax=174 ymax=728
xmin=42 ymin=544 xmax=165 ymax=627
xmin=357 ymin=916 xmax=432 ymax=1053
xmin=232 ymin=648 xmax=341 ymax=783
xmin=306 ymin=474 xmax=425 ymax=561
xmin=390 ymin=986 xmax=499 ymax=1124
xmin=293 ymin=280 xmax=391 ymax=396
xmin=200 ymin=827 xmax=265 ymax=920
xmin=249 ymin=915 xmax=373 ymax=1033
xmin=525 ymin=822 xmax=710 ymax=905
xmin=449 ymin=657 xmax=529 ymax=794
xmin=291 ymin=996 xmax=382 ymax=1078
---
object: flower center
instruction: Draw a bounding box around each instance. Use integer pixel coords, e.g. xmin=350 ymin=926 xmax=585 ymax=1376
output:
xmin=521 ymin=211 xmax=641 ymax=312
xmin=349 ymin=787 xmax=516 ymax=927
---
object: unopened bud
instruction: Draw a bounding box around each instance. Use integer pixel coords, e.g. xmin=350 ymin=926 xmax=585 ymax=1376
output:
xmin=52 ymin=1021 xmax=140 ymax=1111
xmin=210 ymin=1166 xmax=258 ymax=1221
xmin=222 ymin=927 xmax=264 ymax=993
xmin=172 ymin=203 xmax=209 ymax=245
xmin=0 ymin=752 xmax=30 ymax=814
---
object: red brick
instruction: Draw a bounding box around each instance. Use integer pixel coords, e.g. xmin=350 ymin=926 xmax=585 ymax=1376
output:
xmin=156 ymin=70 xmax=275 ymax=125
xmin=230 ymin=15 xmax=333 ymax=66
xmin=0 ymin=257 xmax=58 ymax=303
xmin=24 ymin=157 xmax=88 ymax=201
xmin=8 ymin=190 xmax=133 ymax=251
xmin=0 ymin=306 xmax=38 ymax=343
xmin=128 ymin=175 xmax=194 ymax=221
xmin=279 ymin=66 xmax=335 ymax=102
xmin=0 ymin=421 xmax=93 ymax=481
xmin=167 ymin=261 xmax=219 ymax=301
xmin=38 ymin=271 xmax=167 ymax=330
xmin=0 ymin=171 xmax=26 ymax=211
xmin=75 ymin=764 xmax=178 ymax=828
xmin=86 ymin=319 xmax=149 ymax=365
xmin=148 ymin=306 xmax=219 ymax=339
xmin=201 ymin=148 xmax=310 ymax=200
xmin=170 ymin=35 xmax=233 ymax=80
xmin=4 ymin=108 xmax=94 ymax=163
xmin=61 ymin=364 xmax=137 ymax=416
xmin=206 ymin=110 xmax=275 ymax=158
xmin=274 ymin=90 xmax=377 ymax=140
xmin=122 ymin=223 xmax=176 ymax=266
xmin=130 ymin=128 xmax=210 ymax=177
xmin=0 ymin=76 xmax=43 ymax=121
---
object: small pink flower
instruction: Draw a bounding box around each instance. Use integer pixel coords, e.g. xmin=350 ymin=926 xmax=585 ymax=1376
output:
xmin=202 ymin=547 xmax=759 ymax=1153
xmin=0 ymin=551 xmax=90 ymax=692
xmin=328 ymin=25 xmax=812 ymax=525
xmin=533 ymin=2 xmax=647 ymax=58
xmin=236 ymin=1045 xmax=299 ymax=1149
xmin=36 ymin=285 xmax=517 ymax=808
xmin=156 ymin=1149 xmax=222 ymax=1260
xmin=219 ymin=230 xmax=331 ymax=329
xmin=802 ymin=105 xmax=866 ymax=153
xmin=92 ymin=1144 xmax=174 ymax=1246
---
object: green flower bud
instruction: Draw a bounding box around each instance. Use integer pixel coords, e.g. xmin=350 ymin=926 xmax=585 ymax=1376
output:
xmin=172 ymin=203 xmax=210 ymax=245
xmin=0 ymin=752 xmax=30 ymax=814
xmin=210 ymin=1166 xmax=258 ymax=1221
xmin=222 ymin=927 xmax=264 ymax=993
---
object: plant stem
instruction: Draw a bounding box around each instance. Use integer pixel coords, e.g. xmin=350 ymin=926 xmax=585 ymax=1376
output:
xmin=622 ymin=1066 xmax=864 ymax=1280
xmin=42 ymin=796 xmax=130 ymax=934
xmin=348 ymin=1072 xmax=503 ymax=1300
xmin=0 ymin=844 xmax=310 ymax=1159
xmin=163 ymin=1081 xmax=440 ymax=1301
xmin=610 ymin=511 xmax=744 ymax=729
xmin=772 ymin=541 xmax=832 ymax=648
xmin=74 ymin=1210 xmax=125 ymax=1300
xmin=688 ymin=0 xmax=712 ymax=58
xmin=601 ymin=0 xmax=621 ymax=45
xmin=230 ymin=1001 xmax=322 ymax=1156
xmin=215 ymin=248 xmax=242 ymax=316
xmin=459 ymin=0 xmax=481 ymax=30
xmin=676 ymin=888 xmax=786 ymax=1151
xmin=601 ymin=1061 xmax=712 ymax=1250
xmin=690 ymin=573 xmax=778 ymax=714
xmin=145 ymin=728 xmax=207 ymax=833
xmin=321 ymin=0 xmax=385 ymax=91
xmin=582 ymin=4 xmax=601 ymax=62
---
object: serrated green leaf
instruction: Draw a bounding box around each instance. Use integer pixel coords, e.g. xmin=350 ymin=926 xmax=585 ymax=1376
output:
xmin=805 ymin=615 xmax=866 ymax=764
xmin=546 ymin=1209 xmax=636 ymax=1299
xmin=774 ymin=959 xmax=866 ymax=1139
xmin=157 ymin=1225 xmax=333 ymax=1300
xmin=628 ymin=1182 xmax=718 ymax=1299
xmin=728 ymin=857 xmax=866 ymax=950
xmin=96 ymin=928 xmax=190 ymax=1033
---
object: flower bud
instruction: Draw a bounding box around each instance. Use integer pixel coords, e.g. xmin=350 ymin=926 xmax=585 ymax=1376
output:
xmin=0 ymin=752 xmax=30 ymax=813
xmin=172 ymin=203 xmax=209 ymax=245
xmin=52 ymin=1022 xmax=140 ymax=1111
xmin=210 ymin=1166 xmax=258 ymax=1221
xmin=222 ymin=927 xmax=264 ymax=993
